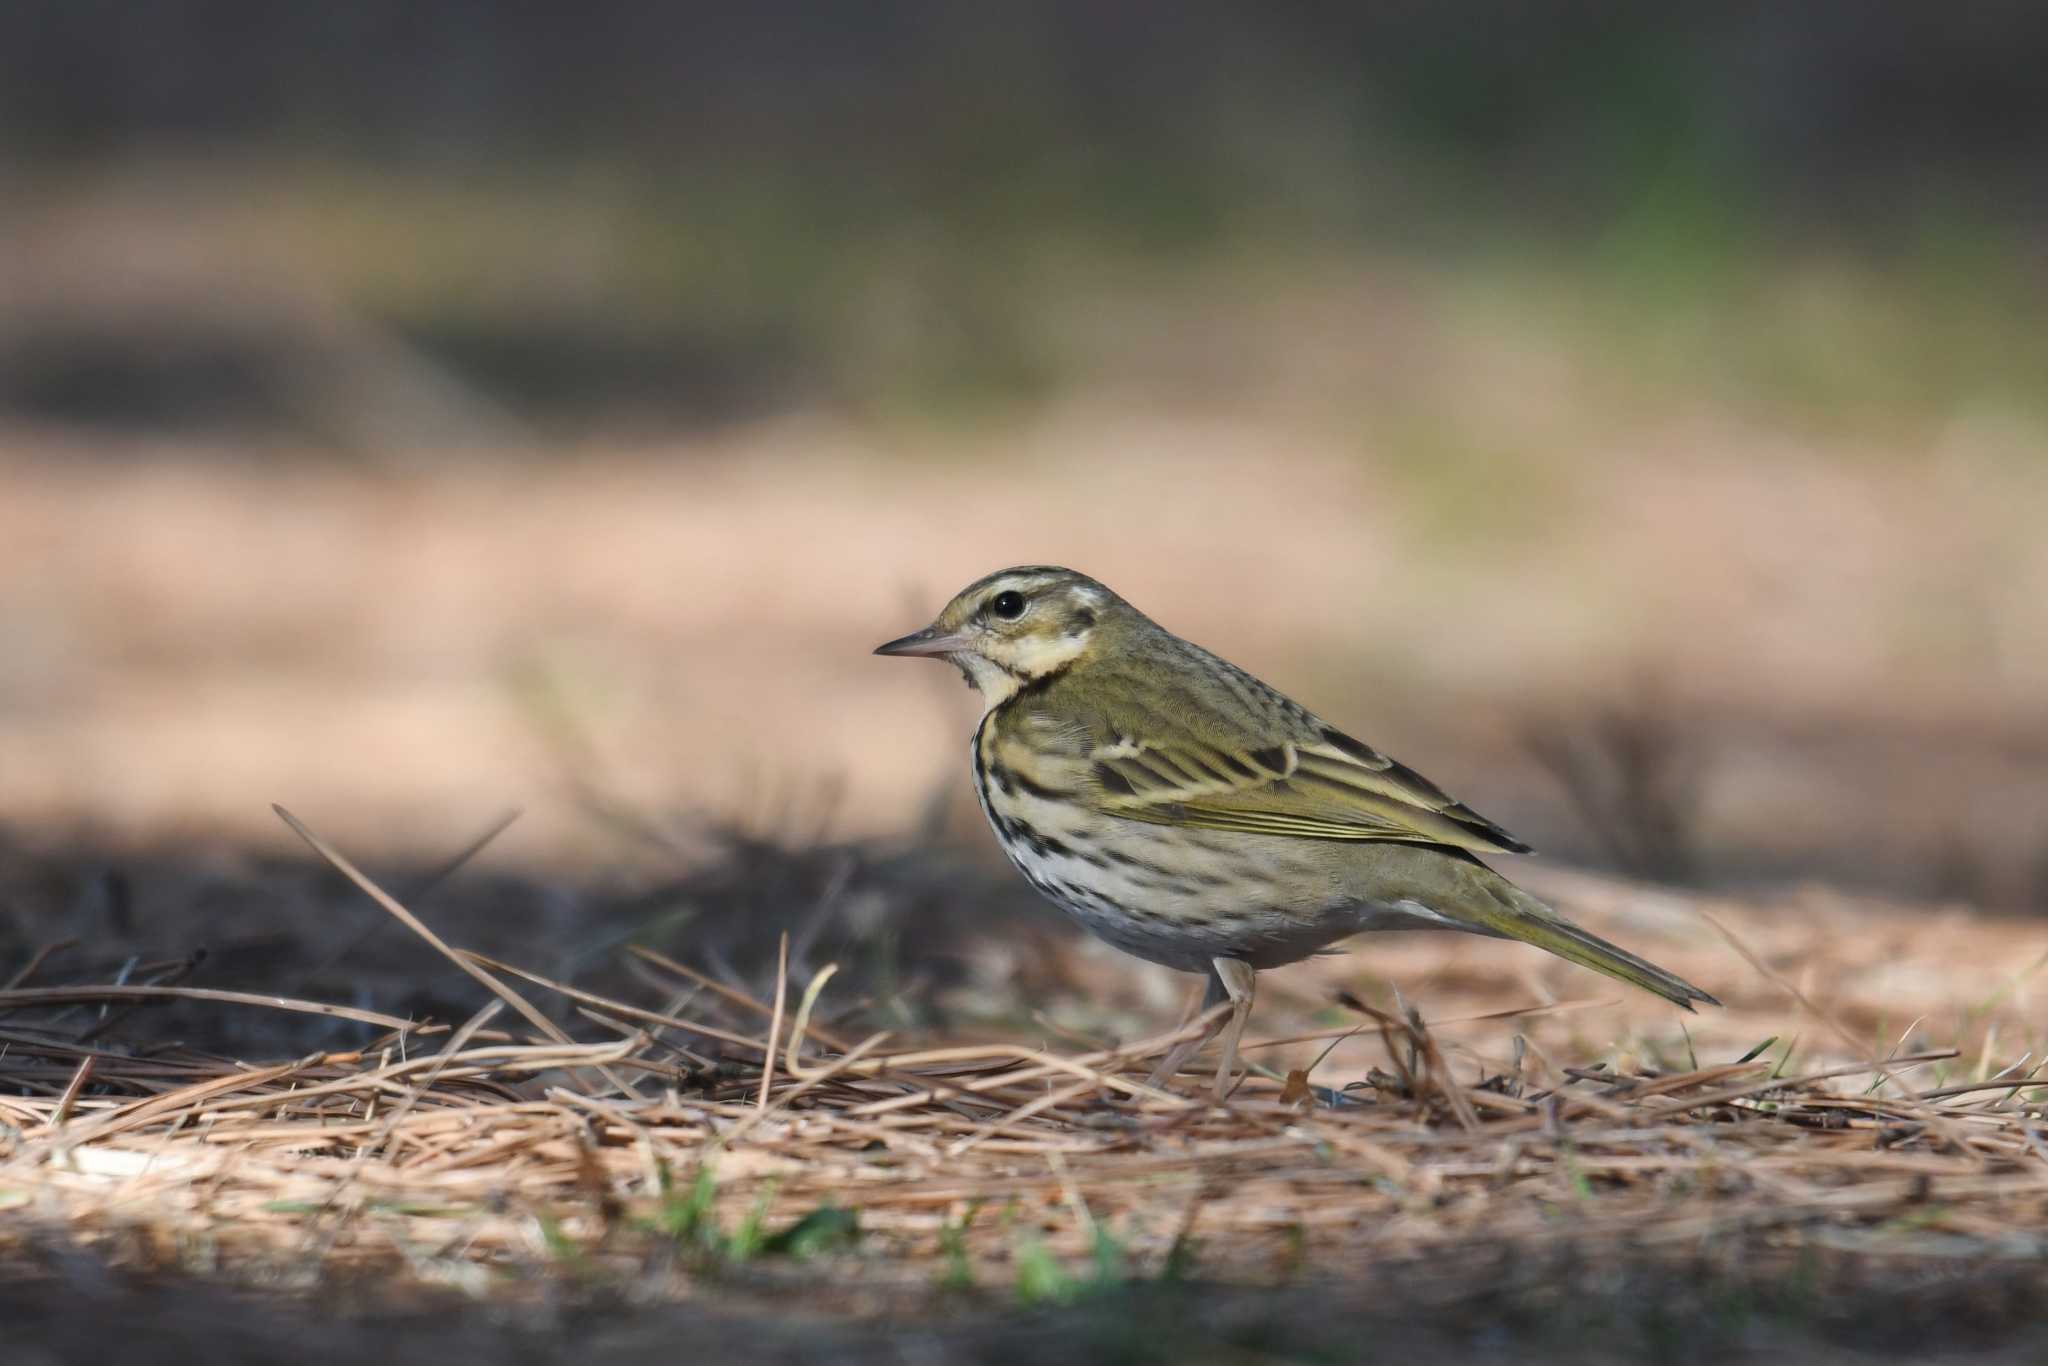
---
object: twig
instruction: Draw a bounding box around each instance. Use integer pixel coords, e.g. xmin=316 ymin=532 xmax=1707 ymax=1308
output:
xmin=0 ymin=985 xmax=414 ymax=1032
xmin=3 ymin=940 xmax=78 ymax=992
xmin=274 ymin=805 xmax=638 ymax=1099
xmin=758 ymin=934 xmax=789 ymax=1111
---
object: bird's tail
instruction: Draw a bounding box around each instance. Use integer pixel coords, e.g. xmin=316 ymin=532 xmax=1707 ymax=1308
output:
xmin=1464 ymin=873 xmax=1720 ymax=1011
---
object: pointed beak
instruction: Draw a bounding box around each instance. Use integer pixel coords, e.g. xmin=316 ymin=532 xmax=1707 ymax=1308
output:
xmin=873 ymin=626 xmax=971 ymax=658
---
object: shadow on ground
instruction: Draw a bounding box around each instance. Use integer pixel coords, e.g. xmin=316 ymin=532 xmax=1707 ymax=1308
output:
xmin=6 ymin=1245 xmax=2045 ymax=1366
xmin=0 ymin=822 xmax=1054 ymax=1058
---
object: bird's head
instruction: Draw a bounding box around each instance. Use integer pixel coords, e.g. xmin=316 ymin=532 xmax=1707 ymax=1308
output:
xmin=874 ymin=565 xmax=1123 ymax=705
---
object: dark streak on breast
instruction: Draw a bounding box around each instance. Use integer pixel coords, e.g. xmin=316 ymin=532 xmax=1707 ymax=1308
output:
xmin=996 ymin=763 xmax=1068 ymax=803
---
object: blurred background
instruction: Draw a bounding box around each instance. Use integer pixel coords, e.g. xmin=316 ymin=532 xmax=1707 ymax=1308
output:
xmin=2 ymin=1 xmax=2044 ymax=918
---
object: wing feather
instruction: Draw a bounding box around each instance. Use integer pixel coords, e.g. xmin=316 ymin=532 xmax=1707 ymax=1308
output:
xmin=1088 ymin=722 xmax=1530 ymax=856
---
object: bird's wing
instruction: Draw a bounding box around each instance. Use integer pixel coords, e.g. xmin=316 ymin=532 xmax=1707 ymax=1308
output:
xmin=1079 ymin=688 xmax=1532 ymax=856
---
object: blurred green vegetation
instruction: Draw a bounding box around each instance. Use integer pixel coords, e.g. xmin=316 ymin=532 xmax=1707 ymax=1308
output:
xmin=30 ymin=155 xmax=2035 ymax=447
xmin=3 ymin=4 xmax=2043 ymax=443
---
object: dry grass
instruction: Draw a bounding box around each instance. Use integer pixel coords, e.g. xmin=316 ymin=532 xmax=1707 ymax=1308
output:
xmin=3 ymin=813 xmax=2044 ymax=1318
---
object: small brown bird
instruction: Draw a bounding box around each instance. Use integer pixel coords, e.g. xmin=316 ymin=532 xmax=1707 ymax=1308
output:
xmin=877 ymin=566 xmax=1717 ymax=1100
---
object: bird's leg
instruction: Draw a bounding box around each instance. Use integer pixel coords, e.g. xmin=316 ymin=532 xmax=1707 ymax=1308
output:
xmin=1145 ymin=968 xmax=1229 ymax=1091
xmin=1209 ymin=956 xmax=1256 ymax=1103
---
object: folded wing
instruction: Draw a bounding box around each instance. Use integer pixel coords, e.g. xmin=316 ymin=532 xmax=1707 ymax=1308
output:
xmin=1087 ymin=720 xmax=1532 ymax=856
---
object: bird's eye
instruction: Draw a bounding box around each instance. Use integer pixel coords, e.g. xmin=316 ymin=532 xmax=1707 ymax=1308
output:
xmin=990 ymin=590 xmax=1026 ymax=620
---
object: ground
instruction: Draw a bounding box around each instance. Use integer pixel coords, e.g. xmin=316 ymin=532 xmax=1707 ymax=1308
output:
xmin=2 ymin=813 xmax=2044 ymax=1364
xmin=3 ymin=290 xmax=2044 ymax=1363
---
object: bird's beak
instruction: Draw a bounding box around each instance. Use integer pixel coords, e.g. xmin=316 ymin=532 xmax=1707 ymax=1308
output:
xmin=873 ymin=626 xmax=971 ymax=658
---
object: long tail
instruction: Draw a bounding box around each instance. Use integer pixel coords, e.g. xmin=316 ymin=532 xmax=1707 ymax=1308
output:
xmin=1460 ymin=869 xmax=1720 ymax=1011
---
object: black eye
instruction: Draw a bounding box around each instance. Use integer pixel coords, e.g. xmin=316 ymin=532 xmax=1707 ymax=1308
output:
xmin=990 ymin=590 xmax=1026 ymax=620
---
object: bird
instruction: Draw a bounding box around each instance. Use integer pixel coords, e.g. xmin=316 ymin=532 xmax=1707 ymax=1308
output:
xmin=875 ymin=565 xmax=1718 ymax=1101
